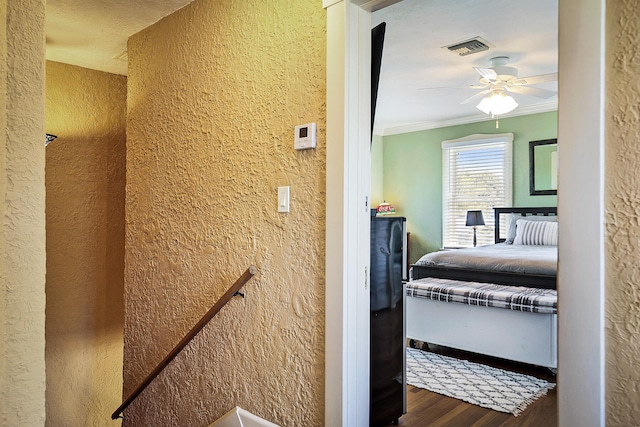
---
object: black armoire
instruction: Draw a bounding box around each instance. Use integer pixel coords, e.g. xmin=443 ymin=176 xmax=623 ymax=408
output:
xmin=370 ymin=215 xmax=406 ymax=426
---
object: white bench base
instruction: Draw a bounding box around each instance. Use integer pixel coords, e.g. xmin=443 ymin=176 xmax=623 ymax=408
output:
xmin=406 ymin=295 xmax=557 ymax=369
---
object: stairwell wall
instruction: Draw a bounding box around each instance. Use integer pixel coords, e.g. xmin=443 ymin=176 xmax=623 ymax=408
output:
xmin=124 ymin=1 xmax=326 ymax=426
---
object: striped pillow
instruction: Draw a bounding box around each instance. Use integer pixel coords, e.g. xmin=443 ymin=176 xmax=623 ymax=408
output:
xmin=506 ymin=213 xmax=557 ymax=244
xmin=513 ymin=219 xmax=558 ymax=246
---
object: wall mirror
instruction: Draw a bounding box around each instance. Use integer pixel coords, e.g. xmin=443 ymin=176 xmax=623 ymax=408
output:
xmin=529 ymin=138 xmax=558 ymax=196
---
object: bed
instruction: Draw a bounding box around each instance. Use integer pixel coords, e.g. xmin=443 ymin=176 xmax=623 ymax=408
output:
xmin=406 ymin=207 xmax=558 ymax=368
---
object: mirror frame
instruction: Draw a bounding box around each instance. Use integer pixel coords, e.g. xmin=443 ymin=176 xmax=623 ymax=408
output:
xmin=529 ymin=138 xmax=558 ymax=196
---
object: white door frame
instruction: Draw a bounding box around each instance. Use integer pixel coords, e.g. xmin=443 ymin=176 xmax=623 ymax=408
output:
xmin=556 ymin=0 xmax=606 ymax=425
xmin=324 ymin=0 xmax=606 ymax=425
xmin=324 ymin=1 xmax=374 ymax=425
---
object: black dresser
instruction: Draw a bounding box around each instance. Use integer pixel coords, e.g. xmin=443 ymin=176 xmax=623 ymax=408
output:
xmin=369 ymin=215 xmax=406 ymax=426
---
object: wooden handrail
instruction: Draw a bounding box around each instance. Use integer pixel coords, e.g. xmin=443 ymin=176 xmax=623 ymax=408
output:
xmin=111 ymin=265 xmax=257 ymax=420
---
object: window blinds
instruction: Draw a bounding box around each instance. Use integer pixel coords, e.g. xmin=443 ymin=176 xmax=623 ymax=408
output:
xmin=442 ymin=134 xmax=513 ymax=248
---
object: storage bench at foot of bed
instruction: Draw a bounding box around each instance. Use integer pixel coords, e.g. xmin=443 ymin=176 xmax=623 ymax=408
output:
xmin=406 ymin=278 xmax=557 ymax=369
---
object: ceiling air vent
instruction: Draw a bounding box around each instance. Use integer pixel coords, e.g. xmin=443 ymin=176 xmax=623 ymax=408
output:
xmin=443 ymin=37 xmax=493 ymax=56
xmin=113 ymin=50 xmax=128 ymax=61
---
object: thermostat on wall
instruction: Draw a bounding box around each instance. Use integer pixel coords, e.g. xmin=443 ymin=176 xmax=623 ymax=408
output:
xmin=294 ymin=123 xmax=316 ymax=150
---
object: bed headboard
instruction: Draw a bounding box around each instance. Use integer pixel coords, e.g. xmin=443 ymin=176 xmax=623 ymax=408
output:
xmin=493 ymin=207 xmax=558 ymax=243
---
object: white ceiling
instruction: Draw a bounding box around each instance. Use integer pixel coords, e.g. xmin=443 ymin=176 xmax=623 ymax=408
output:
xmin=44 ymin=0 xmax=558 ymax=134
xmin=372 ymin=0 xmax=558 ymax=135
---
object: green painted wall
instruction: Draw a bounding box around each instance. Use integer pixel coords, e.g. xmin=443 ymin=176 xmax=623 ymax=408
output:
xmin=372 ymin=111 xmax=558 ymax=263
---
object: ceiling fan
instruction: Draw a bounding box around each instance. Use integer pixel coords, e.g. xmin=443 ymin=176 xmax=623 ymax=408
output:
xmin=461 ymin=56 xmax=557 ymax=106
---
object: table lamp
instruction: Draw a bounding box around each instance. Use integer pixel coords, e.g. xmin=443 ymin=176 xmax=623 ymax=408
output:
xmin=466 ymin=210 xmax=485 ymax=247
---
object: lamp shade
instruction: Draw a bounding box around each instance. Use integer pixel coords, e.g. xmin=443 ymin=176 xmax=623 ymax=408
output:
xmin=466 ymin=210 xmax=485 ymax=227
xmin=476 ymin=91 xmax=518 ymax=116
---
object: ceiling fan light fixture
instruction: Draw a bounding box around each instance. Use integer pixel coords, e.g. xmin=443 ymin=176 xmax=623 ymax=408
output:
xmin=476 ymin=91 xmax=518 ymax=116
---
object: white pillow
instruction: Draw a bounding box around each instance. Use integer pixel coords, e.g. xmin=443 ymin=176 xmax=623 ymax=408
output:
xmin=513 ymin=219 xmax=558 ymax=246
xmin=505 ymin=213 xmax=557 ymax=243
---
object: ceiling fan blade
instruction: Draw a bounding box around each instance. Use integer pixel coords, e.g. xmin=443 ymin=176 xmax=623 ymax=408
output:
xmin=460 ymin=89 xmax=492 ymax=105
xmin=505 ymin=85 xmax=557 ymax=99
xmin=474 ymin=67 xmax=498 ymax=81
xmin=510 ymin=72 xmax=558 ymax=86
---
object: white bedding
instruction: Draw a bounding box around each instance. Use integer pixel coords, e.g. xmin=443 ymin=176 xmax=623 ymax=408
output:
xmin=414 ymin=243 xmax=557 ymax=276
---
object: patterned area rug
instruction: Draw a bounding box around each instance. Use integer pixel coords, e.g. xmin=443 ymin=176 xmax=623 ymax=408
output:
xmin=406 ymin=347 xmax=556 ymax=416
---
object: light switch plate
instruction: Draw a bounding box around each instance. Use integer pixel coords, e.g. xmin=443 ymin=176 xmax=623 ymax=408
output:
xmin=278 ymin=186 xmax=290 ymax=213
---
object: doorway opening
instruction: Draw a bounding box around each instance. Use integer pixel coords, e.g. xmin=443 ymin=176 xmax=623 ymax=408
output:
xmin=324 ymin=0 xmax=605 ymax=425
xmin=370 ymin=0 xmax=559 ymax=424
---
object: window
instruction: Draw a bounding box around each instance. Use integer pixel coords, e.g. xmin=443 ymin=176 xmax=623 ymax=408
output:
xmin=442 ymin=133 xmax=513 ymax=248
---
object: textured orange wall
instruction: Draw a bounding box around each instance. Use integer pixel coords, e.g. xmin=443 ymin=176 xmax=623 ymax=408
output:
xmin=124 ymin=1 xmax=326 ymax=426
xmin=45 ymin=61 xmax=127 ymax=427
xmin=605 ymin=0 xmax=640 ymax=424
xmin=1 ymin=0 xmax=47 ymax=424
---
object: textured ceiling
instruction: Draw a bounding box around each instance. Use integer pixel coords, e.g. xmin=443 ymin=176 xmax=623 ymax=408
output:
xmin=44 ymin=0 xmax=558 ymax=132
xmin=372 ymin=0 xmax=558 ymax=134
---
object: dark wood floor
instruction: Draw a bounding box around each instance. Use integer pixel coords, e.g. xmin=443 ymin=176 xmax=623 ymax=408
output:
xmin=384 ymin=344 xmax=557 ymax=427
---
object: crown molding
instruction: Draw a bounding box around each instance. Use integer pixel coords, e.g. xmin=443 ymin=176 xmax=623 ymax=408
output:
xmin=373 ymin=100 xmax=558 ymax=137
